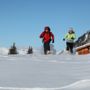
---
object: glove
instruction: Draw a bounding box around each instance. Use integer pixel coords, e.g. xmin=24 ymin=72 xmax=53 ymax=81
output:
xmin=71 ymin=37 xmax=74 ymax=40
xmin=63 ymin=38 xmax=65 ymax=41
xmin=52 ymin=40 xmax=54 ymax=43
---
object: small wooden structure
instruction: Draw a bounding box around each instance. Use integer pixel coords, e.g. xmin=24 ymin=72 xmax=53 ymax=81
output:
xmin=76 ymin=43 xmax=90 ymax=55
xmin=8 ymin=43 xmax=18 ymax=55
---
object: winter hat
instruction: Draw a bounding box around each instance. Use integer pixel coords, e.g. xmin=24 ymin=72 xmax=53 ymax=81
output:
xmin=44 ymin=26 xmax=51 ymax=32
xmin=68 ymin=27 xmax=75 ymax=33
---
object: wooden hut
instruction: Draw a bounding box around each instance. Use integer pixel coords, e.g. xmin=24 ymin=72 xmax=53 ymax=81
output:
xmin=76 ymin=43 xmax=90 ymax=55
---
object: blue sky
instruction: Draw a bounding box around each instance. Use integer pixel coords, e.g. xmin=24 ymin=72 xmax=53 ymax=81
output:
xmin=0 ymin=0 xmax=90 ymax=50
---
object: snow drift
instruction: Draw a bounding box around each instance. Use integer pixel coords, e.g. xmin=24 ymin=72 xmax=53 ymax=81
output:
xmin=0 ymin=47 xmax=9 ymax=55
xmin=0 ymin=80 xmax=90 ymax=90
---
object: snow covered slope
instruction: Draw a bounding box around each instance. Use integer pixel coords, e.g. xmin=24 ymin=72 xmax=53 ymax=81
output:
xmin=0 ymin=52 xmax=90 ymax=90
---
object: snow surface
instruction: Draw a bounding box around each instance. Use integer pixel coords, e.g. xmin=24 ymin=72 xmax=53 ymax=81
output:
xmin=0 ymin=48 xmax=90 ymax=90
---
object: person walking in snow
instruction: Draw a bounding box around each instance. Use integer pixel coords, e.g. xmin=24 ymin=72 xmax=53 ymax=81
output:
xmin=63 ymin=28 xmax=76 ymax=54
xmin=40 ymin=26 xmax=54 ymax=55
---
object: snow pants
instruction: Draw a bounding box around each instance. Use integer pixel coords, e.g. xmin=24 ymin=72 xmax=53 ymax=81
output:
xmin=66 ymin=42 xmax=74 ymax=54
xmin=44 ymin=41 xmax=50 ymax=54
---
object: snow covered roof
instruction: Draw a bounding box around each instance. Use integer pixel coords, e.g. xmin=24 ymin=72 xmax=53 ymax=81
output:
xmin=75 ymin=31 xmax=90 ymax=47
xmin=76 ymin=43 xmax=90 ymax=50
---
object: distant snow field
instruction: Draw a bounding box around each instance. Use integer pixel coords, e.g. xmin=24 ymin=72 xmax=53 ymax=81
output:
xmin=0 ymin=47 xmax=90 ymax=90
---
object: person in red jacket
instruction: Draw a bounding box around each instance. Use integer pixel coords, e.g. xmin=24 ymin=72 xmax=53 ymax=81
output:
xmin=40 ymin=26 xmax=54 ymax=54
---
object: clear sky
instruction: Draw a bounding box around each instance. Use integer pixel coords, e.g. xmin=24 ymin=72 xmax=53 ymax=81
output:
xmin=0 ymin=0 xmax=90 ymax=50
